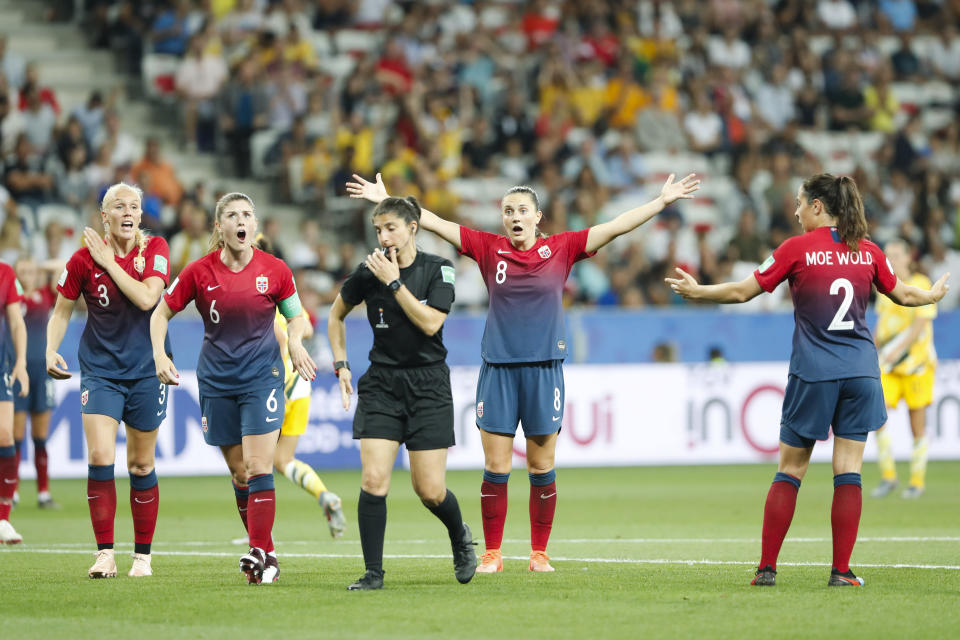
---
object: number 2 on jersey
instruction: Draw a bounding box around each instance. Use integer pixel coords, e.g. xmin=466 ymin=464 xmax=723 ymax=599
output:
xmin=827 ymin=278 xmax=854 ymax=331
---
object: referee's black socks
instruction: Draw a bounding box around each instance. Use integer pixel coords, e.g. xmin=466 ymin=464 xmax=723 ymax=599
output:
xmin=358 ymin=489 xmax=387 ymax=575
xmin=426 ymin=490 xmax=464 ymax=544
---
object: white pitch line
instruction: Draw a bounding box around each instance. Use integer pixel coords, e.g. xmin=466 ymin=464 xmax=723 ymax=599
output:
xmin=3 ymin=547 xmax=959 ymax=570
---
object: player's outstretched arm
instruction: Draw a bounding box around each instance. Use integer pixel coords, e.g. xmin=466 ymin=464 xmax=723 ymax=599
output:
xmin=885 ymin=273 xmax=950 ymax=307
xmin=345 ymin=173 xmax=462 ymax=250
xmin=328 ymin=294 xmax=355 ymax=411
xmin=45 ymin=293 xmax=76 ymax=380
xmin=665 ymin=267 xmax=763 ymax=304
xmin=585 ymin=173 xmax=699 ymax=253
xmin=6 ymin=302 xmax=28 ymax=397
xmin=150 ymin=299 xmax=180 ymax=385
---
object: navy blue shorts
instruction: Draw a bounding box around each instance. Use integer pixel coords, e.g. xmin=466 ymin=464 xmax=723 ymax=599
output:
xmin=199 ymin=382 xmax=284 ymax=447
xmin=475 ymin=360 xmax=565 ymax=437
xmin=779 ymin=375 xmax=887 ymax=448
xmin=14 ymin=362 xmax=56 ymax=413
xmin=0 ymin=368 xmax=12 ymax=403
xmin=80 ymin=374 xmax=169 ymax=431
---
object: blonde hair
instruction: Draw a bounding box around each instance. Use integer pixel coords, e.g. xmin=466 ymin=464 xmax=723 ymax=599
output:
xmin=98 ymin=181 xmax=150 ymax=263
xmin=208 ymin=192 xmax=255 ymax=253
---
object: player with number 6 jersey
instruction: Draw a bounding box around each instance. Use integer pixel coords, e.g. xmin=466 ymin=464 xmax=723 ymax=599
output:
xmin=347 ymin=171 xmax=700 ymax=573
xmin=666 ymin=173 xmax=949 ymax=588
xmin=46 ymin=182 xmax=171 ymax=578
xmin=151 ymin=192 xmax=316 ymax=585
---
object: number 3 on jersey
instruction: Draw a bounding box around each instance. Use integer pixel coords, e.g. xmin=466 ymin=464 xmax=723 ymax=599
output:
xmin=827 ymin=278 xmax=854 ymax=331
xmin=495 ymin=260 xmax=507 ymax=284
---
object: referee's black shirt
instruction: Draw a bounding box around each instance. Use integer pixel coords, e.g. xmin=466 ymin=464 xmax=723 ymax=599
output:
xmin=340 ymin=250 xmax=456 ymax=367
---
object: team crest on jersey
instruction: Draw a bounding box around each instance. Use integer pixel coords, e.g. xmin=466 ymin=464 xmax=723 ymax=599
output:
xmin=477 ymin=401 xmax=484 ymax=418
xmin=133 ymin=256 xmax=146 ymax=273
xmin=256 ymin=276 xmax=269 ymax=293
xmin=81 ymin=389 xmax=89 ymax=406
xmin=538 ymin=245 xmax=552 ymax=260
xmin=201 ymin=416 xmax=208 ymax=433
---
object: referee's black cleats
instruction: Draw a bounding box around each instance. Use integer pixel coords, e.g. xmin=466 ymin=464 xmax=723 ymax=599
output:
xmin=828 ymin=569 xmax=864 ymax=586
xmin=751 ymin=565 xmax=777 ymax=586
xmin=453 ymin=523 xmax=478 ymax=584
xmin=240 ymin=547 xmax=266 ymax=585
xmin=348 ymin=569 xmax=384 ymax=590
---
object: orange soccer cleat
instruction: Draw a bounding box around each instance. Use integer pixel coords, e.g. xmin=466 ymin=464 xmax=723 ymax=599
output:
xmin=529 ymin=550 xmax=555 ymax=572
xmin=475 ymin=549 xmax=503 ymax=573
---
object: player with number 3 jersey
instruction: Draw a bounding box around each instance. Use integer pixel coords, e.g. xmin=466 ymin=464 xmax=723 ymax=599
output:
xmin=348 ymin=171 xmax=700 ymax=573
xmin=151 ymin=192 xmax=316 ymax=585
xmin=46 ymin=182 xmax=171 ymax=579
xmin=666 ymin=174 xmax=949 ymax=588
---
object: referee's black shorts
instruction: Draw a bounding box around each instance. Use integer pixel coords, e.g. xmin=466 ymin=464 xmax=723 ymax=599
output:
xmin=353 ymin=362 xmax=455 ymax=451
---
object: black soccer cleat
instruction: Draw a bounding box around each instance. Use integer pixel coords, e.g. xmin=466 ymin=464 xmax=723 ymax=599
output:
xmin=751 ymin=565 xmax=777 ymax=586
xmin=239 ymin=547 xmax=266 ymax=585
xmin=348 ymin=569 xmax=384 ymax=591
xmin=452 ymin=523 xmax=478 ymax=584
xmin=828 ymin=568 xmax=864 ymax=587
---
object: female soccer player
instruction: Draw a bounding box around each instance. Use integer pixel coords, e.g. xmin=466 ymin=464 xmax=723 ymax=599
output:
xmin=0 ymin=260 xmax=28 ymax=545
xmin=256 ymin=234 xmax=346 ymax=537
xmin=12 ymin=257 xmax=63 ymax=509
xmin=871 ymin=238 xmax=937 ymax=499
xmin=151 ymin=192 xmax=316 ymax=585
xmin=665 ymin=174 xmax=949 ymax=587
xmin=46 ymin=183 xmax=171 ymax=577
xmin=329 ymin=196 xmax=477 ymax=590
xmin=347 ymin=172 xmax=699 ymax=572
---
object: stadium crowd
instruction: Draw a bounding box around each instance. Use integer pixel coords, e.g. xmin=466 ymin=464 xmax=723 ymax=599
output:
xmin=1 ymin=0 xmax=959 ymax=312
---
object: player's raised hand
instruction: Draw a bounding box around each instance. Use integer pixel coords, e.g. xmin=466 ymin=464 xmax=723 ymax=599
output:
xmin=338 ymin=368 xmax=353 ymax=411
xmin=154 ymin=352 xmax=180 ymax=386
xmin=289 ymin=341 xmax=317 ymax=382
xmin=46 ymin=350 xmax=71 ymax=380
xmin=931 ymin=272 xmax=950 ymax=302
xmin=665 ymin=266 xmax=701 ymax=299
xmin=346 ymin=173 xmax=389 ymax=204
xmin=83 ymin=226 xmax=115 ymax=269
xmin=660 ymin=173 xmax=700 ymax=206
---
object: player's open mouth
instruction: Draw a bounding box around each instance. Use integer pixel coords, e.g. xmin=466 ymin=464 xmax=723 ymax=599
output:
xmin=237 ymin=230 xmax=247 ymax=242
xmin=120 ymin=221 xmax=134 ymax=230
xmin=511 ymin=224 xmax=523 ymax=233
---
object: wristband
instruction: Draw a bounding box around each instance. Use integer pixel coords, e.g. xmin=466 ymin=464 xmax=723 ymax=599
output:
xmin=387 ymin=279 xmax=402 ymax=293
xmin=333 ymin=360 xmax=350 ymax=377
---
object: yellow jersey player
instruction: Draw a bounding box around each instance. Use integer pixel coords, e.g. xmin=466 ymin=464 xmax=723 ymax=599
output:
xmin=871 ymin=239 xmax=936 ymax=499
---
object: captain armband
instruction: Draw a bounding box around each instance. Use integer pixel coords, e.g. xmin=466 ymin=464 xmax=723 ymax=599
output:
xmin=278 ymin=292 xmax=303 ymax=319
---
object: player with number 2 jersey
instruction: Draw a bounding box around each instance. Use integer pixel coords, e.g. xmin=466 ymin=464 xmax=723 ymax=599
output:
xmin=666 ymin=173 xmax=949 ymax=589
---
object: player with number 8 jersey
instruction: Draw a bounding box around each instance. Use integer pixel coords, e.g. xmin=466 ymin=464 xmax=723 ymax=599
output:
xmin=46 ymin=182 xmax=171 ymax=578
xmin=666 ymin=173 xmax=949 ymax=588
xmin=151 ymin=192 xmax=316 ymax=585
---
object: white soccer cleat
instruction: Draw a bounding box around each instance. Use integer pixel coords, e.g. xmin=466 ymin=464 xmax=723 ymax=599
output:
xmin=0 ymin=519 xmax=22 ymax=544
xmin=320 ymin=491 xmax=346 ymax=538
xmin=262 ymin=553 xmax=279 ymax=583
xmin=128 ymin=553 xmax=153 ymax=577
xmin=89 ymin=548 xmax=118 ymax=578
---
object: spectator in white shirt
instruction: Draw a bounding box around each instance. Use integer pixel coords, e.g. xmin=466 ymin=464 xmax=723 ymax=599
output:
xmin=175 ymin=35 xmax=228 ymax=150
xmin=684 ymin=93 xmax=724 ymax=155
xmin=817 ymin=0 xmax=858 ymax=31
xmin=754 ymin=64 xmax=796 ymax=132
xmin=928 ymin=23 xmax=960 ymax=81
xmin=708 ymin=27 xmax=751 ymax=70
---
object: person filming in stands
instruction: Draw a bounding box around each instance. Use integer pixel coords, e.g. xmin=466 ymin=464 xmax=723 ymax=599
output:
xmin=871 ymin=238 xmax=937 ymax=499
xmin=46 ymin=183 xmax=171 ymax=578
xmin=151 ymin=192 xmax=316 ymax=585
xmin=347 ymin=171 xmax=699 ymax=573
xmin=665 ymin=174 xmax=949 ymax=588
xmin=328 ymin=196 xmax=477 ymax=591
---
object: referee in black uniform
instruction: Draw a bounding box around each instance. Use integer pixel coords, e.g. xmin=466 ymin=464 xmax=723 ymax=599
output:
xmin=328 ymin=196 xmax=477 ymax=590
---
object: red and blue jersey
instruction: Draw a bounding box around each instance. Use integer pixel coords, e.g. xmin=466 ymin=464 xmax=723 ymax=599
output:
xmin=21 ymin=285 xmax=55 ymax=363
xmin=0 ymin=263 xmax=23 ymax=366
xmin=754 ymin=226 xmax=898 ymax=382
xmin=459 ymin=227 xmax=594 ymax=363
xmin=58 ymin=236 xmax=170 ymax=379
xmin=164 ymin=248 xmax=298 ymax=397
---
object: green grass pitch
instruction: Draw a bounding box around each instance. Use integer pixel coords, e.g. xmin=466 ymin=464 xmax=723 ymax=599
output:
xmin=4 ymin=463 xmax=959 ymax=639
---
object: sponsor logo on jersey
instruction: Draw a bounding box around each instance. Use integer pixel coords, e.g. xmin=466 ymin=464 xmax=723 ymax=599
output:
xmin=758 ymin=254 xmax=775 ymax=273
xmin=375 ymin=307 xmax=389 ymax=329
xmin=476 ymin=401 xmax=484 ymax=418
xmin=58 ymin=269 xmax=68 ymax=287
xmin=538 ymin=245 xmax=552 ymax=259
xmin=81 ymin=389 xmax=89 ymax=406
xmin=256 ymin=276 xmax=269 ymax=293
xmin=272 ymin=367 xmax=280 ymax=377
xmin=557 ymin=340 xmax=566 ymax=351
xmin=201 ymin=416 xmax=208 ymax=432
xmin=153 ymin=254 xmax=168 ymax=275
xmin=133 ymin=256 xmax=146 ymax=273
xmin=441 ymin=265 xmax=456 ymax=284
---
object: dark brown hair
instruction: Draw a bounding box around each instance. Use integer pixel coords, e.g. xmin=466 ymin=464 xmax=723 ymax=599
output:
xmin=801 ymin=173 xmax=867 ymax=251
xmin=502 ymin=185 xmax=547 ymax=238
xmin=372 ymin=196 xmax=421 ymax=230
